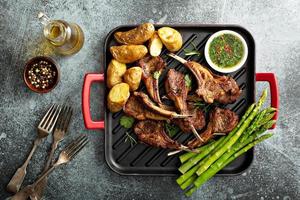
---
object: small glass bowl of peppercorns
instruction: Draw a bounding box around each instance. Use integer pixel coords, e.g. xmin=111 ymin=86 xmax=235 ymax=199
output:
xmin=23 ymin=56 xmax=60 ymax=93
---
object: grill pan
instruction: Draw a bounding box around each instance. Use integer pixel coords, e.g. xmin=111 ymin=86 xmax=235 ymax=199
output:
xmin=82 ymin=24 xmax=279 ymax=176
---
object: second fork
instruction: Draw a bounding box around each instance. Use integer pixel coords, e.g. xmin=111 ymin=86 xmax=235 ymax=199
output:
xmin=7 ymin=104 xmax=61 ymax=194
xmin=31 ymin=105 xmax=73 ymax=200
xmin=10 ymin=135 xmax=89 ymax=200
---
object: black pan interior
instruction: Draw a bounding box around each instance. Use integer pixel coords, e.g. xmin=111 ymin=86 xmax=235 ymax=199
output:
xmin=104 ymin=25 xmax=255 ymax=175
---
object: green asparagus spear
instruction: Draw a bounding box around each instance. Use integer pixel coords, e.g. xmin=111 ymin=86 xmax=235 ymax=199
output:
xmin=185 ymin=186 xmax=198 ymax=197
xmin=187 ymin=133 xmax=273 ymax=196
xmin=177 ymin=160 xmax=202 ymax=185
xmin=178 ymin=104 xmax=257 ymax=180
xmin=182 ymin=122 xmax=274 ymax=195
xmin=245 ymin=122 xmax=274 ymax=144
xmin=257 ymin=109 xmax=276 ymax=127
xmin=179 ymin=140 xmax=216 ymax=163
xmin=179 ymin=137 xmax=225 ymax=174
xmin=239 ymin=108 xmax=275 ymax=142
xmin=177 ymin=138 xmax=228 ymax=187
xmin=180 ymin=174 xmax=197 ymax=190
xmin=262 ymin=120 xmax=277 ymax=130
xmin=183 ymin=103 xmax=256 ymax=177
xmin=215 ymin=120 xmax=275 ymax=169
xmin=179 ymin=108 xmax=274 ymax=189
xmin=222 ymin=134 xmax=273 ymax=168
xmin=180 ymin=105 xmax=268 ymax=184
xmin=195 ymin=89 xmax=267 ymax=176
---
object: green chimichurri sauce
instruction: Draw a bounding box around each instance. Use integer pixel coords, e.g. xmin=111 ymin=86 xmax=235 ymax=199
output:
xmin=209 ymin=34 xmax=244 ymax=68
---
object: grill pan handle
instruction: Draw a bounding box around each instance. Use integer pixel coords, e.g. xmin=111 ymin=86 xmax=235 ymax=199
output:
xmin=256 ymin=73 xmax=279 ymax=129
xmin=82 ymin=73 xmax=105 ymax=129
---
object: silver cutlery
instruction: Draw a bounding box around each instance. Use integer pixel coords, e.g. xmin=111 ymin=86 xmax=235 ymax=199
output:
xmin=10 ymin=135 xmax=89 ymax=200
xmin=7 ymin=104 xmax=61 ymax=193
xmin=31 ymin=105 xmax=73 ymax=200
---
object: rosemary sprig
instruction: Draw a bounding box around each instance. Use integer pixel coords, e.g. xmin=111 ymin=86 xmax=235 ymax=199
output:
xmin=124 ymin=131 xmax=137 ymax=147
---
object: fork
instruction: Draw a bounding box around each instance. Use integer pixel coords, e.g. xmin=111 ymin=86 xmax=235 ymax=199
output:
xmin=10 ymin=135 xmax=89 ymax=200
xmin=30 ymin=105 xmax=73 ymax=200
xmin=7 ymin=104 xmax=61 ymax=193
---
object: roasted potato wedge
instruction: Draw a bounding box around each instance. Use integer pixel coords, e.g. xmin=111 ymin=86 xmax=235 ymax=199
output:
xmin=158 ymin=27 xmax=183 ymax=52
xmin=148 ymin=32 xmax=163 ymax=56
xmin=124 ymin=67 xmax=143 ymax=91
xmin=107 ymin=59 xmax=127 ymax=88
xmin=110 ymin=45 xmax=148 ymax=63
xmin=107 ymin=83 xmax=130 ymax=112
xmin=114 ymin=23 xmax=155 ymax=45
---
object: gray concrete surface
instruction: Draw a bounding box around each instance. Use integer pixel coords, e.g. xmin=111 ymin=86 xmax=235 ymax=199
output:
xmin=0 ymin=0 xmax=299 ymax=199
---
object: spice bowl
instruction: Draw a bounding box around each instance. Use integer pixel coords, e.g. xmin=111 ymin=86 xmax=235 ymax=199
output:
xmin=23 ymin=56 xmax=60 ymax=93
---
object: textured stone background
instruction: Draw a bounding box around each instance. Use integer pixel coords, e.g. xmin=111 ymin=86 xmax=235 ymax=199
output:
xmin=0 ymin=0 xmax=299 ymax=199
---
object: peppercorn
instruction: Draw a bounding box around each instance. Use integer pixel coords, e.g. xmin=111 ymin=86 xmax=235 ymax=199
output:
xmin=27 ymin=60 xmax=56 ymax=89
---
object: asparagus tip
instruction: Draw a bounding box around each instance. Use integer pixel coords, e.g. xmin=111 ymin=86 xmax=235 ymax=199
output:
xmin=263 ymin=120 xmax=276 ymax=129
xmin=259 ymin=89 xmax=268 ymax=105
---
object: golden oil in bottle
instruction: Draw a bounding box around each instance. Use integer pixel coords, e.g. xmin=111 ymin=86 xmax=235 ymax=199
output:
xmin=38 ymin=12 xmax=84 ymax=56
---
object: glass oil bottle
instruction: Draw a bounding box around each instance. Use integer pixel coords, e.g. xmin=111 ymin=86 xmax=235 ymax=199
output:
xmin=38 ymin=12 xmax=84 ymax=56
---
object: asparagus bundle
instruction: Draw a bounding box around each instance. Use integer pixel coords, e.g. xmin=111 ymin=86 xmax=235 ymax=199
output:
xmin=176 ymin=89 xmax=277 ymax=196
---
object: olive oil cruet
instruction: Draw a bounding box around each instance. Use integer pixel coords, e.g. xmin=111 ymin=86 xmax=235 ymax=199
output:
xmin=38 ymin=12 xmax=84 ymax=55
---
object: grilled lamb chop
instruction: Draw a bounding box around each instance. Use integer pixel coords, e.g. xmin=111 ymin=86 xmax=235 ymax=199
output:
xmin=168 ymin=53 xmax=241 ymax=104
xmin=139 ymin=56 xmax=165 ymax=105
xmin=134 ymin=92 xmax=190 ymax=119
xmin=124 ymin=96 xmax=168 ymax=120
xmin=134 ymin=120 xmax=191 ymax=151
xmin=187 ymin=94 xmax=202 ymax=102
xmin=173 ymin=103 xmax=206 ymax=133
xmin=187 ymin=107 xmax=239 ymax=149
xmin=165 ymin=69 xmax=206 ymax=136
xmin=165 ymin=69 xmax=189 ymax=112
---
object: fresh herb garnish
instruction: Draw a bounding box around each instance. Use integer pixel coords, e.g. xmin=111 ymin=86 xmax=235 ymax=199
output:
xmin=120 ymin=116 xmax=136 ymax=146
xmin=184 ymin=74 xmax=192 ymax=88
xmin=194 ymin=101 xmax=215 ymax=113
xmin=184 ymin=51 xmax=202 ymax=56
xmin=120 ymin=116 xmax=135 ymax=129
xmin=165 ymin=123 xmax=180 ymax=137
xmin=209 ymin=34 xmax=244 ymax=68
xmin=153 ymin=71 xmax=161 ymax=80
xmin=184 ymin=42 xmax=202 ymax=57
xmin=194 ymin=101 xmax=206 ymax=108
xmin=124 ymin=131 xmax=137 ymax=147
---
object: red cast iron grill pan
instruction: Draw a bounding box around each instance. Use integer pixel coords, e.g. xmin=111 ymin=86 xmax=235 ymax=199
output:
xmin=82 ymin=24 xmax=279 ymax=176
